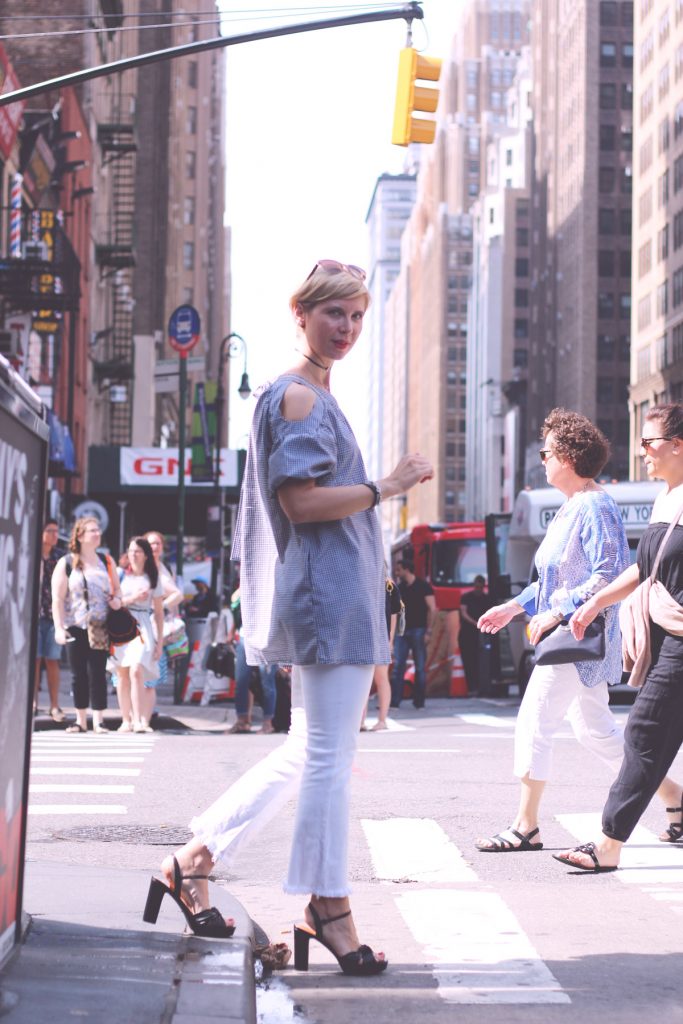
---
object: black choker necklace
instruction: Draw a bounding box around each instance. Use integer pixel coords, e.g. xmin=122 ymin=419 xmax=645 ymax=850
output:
xmin=298 ymin=350 xmax=330 ymax=372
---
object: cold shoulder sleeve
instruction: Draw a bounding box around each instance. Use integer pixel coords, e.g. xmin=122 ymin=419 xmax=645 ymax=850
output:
xmin=268 ymin=392 xmax=337 ymax=493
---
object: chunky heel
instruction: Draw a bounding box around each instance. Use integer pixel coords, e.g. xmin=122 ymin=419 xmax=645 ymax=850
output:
xmin=143 ymin=877 xmax=166 ymax=924
xmin=293 ymin=926 xmax=311 ymax=971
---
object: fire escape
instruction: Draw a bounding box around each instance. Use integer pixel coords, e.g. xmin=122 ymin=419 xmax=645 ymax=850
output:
xmin=93 ymin=118 xmax=137 ymax=446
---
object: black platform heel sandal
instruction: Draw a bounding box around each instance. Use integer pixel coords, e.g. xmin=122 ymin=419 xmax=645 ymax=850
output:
xmin=660 ymin=806 xmax=683 ymax=843
xmin=142 ymin=855 xmax=235 ymax=938
xmin=293 ymin=902 xmax=388 ymax=976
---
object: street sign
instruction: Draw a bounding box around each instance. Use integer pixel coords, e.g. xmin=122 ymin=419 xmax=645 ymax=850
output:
xmin=168 ymin=304 xmax=200 ymax=356
xmin=155 ymin=356 xmax=205 ymax=376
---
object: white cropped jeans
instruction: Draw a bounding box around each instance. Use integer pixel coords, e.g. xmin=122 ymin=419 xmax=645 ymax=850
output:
xmin=514 ymin=662 xmax=625 ymax=781
xmin=190 ymin=663 xmax=373 ymax=897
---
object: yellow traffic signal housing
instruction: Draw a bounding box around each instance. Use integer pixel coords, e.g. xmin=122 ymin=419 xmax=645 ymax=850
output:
xmin=392 ymin=47 xmax=442 ymax=146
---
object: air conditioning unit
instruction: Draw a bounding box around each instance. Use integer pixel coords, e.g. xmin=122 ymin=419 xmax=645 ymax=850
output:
xmin=0 ymin=330 xmax=21 ymax=358
xmin=22 ymin=240 xmax=48 ymax=261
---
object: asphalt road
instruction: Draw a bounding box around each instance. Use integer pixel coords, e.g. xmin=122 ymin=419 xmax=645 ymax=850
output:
xmin=26 ymin=695 xmax=683 ymax=1024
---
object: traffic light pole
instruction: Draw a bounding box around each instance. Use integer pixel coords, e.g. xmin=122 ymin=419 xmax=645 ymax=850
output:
xmin=176 ymin=353 xmax=187 ymax=582
xmin=0 ymin=4 xmax=424 ymax=108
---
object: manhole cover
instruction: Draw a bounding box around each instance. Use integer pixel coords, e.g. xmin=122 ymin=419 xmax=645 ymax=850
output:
xmin=52 ymin=825 xmax=193 ymax=845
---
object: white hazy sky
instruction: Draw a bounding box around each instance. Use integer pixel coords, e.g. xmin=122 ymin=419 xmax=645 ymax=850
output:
xmin=218 ymin=1 xmax=460 ymax=447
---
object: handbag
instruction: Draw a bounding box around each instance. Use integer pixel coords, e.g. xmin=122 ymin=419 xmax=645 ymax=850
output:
xmin=162 ymin=615 xmax=187 ymax=647
xmin=204 ymin=642 xmax=235 ymax=678
xmin=86 ymin=618 xmax=110 ymax=651
xmin=106 ymin=606 xmax=140 ymax=646
xmin=534 ymin=615 xmax=606 ymax=666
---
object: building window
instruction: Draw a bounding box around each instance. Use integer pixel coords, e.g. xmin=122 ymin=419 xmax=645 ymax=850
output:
xmin=637 ymin=346 xmax=651 ymax=381
xmin=446 ymin=442 xmax=456 ymax=458
xmin=600 ymin=83 xmax=617 ymax=109
xmin=599 ymin=250 xmax=616 ymax=276
xmin=640 ymin=83 xmax=654 ymax=123
xmin=622 ymin=42 xmax=634 ymax=68
xmin=639 ymin=134 xmax=653 ymax=174
xmin=621 ymin=127 xmax=633 ymax=151
xmin=659 ymin=62 xmax=670 ymax=100
xmin=638 ymin=186 xmax=653 ymax=226
xmin=656 ymin=333 xmax=669 ymax=370
xmin=183 ymin=195 xmax=195 ymax=226
xmin=621 ymin=166 xmax=633 ymax=194
xmin=448 ymin=346 xmax=457 ymax=361
xmin=620 ymin=207 xmax=632 ymax=234
xmin=186 ymin=106 xmax=197 ymax=135
xmin=621 ymin=82 xmax=633 ymax=109
xmin=676 ymin=43 xmax=683 ymax=83
xmin=620 ymin=250 xmax=632 ymax=276
xmin=622 ymin=1 xmax=634 ymax=25
xmin=675 ymin=212 xmax=683 ymax=252
xmin=515 ymin=288 xmax=529 ymax=307
xmin=597 ymin=334 xmax=615 ymax=361
xmin=659 ymin=116 xmax=670 ymax=153
xmin=513 ymin=348 xmax=528 ymax=368
xmin=656 ymin=282 xmax=668 ymax=317
xmin=598 ymin=292 xmax=615 ymax=318
xmin=659 ymin=169 xmax=670 ymax=207
xmin=674 ymin=267 xmax=683 ymax=307
xmin=600 ymin=42 xmax=617 ymax=67
xmin=675 ymin=101 xmax=683 ymax=141
xmin=516 ymin=227 xmax=529 ymax=246
xmin=514 ymin=318 xmax=528 ymax=338
xmin=185 ymin=150 xmax=196 ymax=179
xmin=599 ymin=167 xmax=616 ymax=192
xmin=183 ymin=241 xmax=195 ymax=270
xmin=597 ymin=377 xmax=614 ymax=402
xmin=599 ymin=207 xmax=617 ymax=234
xmin=637 ymin=293 xmax=652 ymax=329
xmin=638 ymin=240 xmax=652 ymax=278
xmin=600 ymin=1 xmax=618 ymax=24
xmin=188 ymin=61 xmax=198 ymax=88
xmin=182 ymin=286 xmax=193 ymax=304
xmin=515 ymin=257 xmax=529 ymax=277
xmin=675 ymin=155 xmax=683 ymax=193
xmin=659 ymin=223 xmax=670 ymax=260
xmin=600 ymin=124 xmax=616 ymax=150
xmin=673 ymin=322 xmax=683 ymax=360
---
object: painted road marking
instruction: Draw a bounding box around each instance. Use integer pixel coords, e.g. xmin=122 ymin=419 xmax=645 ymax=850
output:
xmin=31 ymin=756 xmax=146 ymax=763
xmin=457 ymin=713 xmax=516 ymax=729
xmin=30 ymin=766 xmax=141 ymax=777
xmin=28 ymin=804 xmax=127 ymax=815
xmin=395 ymin=890 xmax=570 ymax=1005
xmin=29 ymin=784 xmax=134 ymax=794
xmin=362 ymin=817 xmax=569 ymax=1004
xmin=362 ymin=717 xmax=413 ymax=732
xmin=362 ymin=818 xmax=477 ymax=883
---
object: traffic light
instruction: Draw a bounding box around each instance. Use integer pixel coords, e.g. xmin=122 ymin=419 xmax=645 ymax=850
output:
xmin=392 ymin=47 xmax=442 ymax=147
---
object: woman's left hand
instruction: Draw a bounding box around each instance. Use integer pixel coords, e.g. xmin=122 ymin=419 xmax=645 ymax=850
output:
xmin=108 ymin=595 xmax=122 ymax=610
xmin=527 ymin=611 xmax=561 ymax=646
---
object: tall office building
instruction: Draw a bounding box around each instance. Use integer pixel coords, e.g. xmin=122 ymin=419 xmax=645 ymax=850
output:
xmin=364 ymin=173 xmax=416 ymax=485
xmin=527 ymin=0 xmax=633 ymax=484
xmin=381 ymin=0 xmax=530 ymax=528
xmin=630 ymin=0 xmax=683 ymax=478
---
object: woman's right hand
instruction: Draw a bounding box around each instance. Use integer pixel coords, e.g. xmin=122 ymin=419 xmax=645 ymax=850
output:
xmin=477 ymin=602 xmax=521 ymax=635
xmin=569 ymin=598 xmax=600 ymax=640
xmin=54 ymin=626 xmax=71 ymax=646
xmin=381 ymin=453 xmax=434 ymax=497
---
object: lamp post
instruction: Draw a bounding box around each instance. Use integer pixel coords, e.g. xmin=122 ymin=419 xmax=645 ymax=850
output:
xmin=215 ymin=333 xmax=251 ymax=605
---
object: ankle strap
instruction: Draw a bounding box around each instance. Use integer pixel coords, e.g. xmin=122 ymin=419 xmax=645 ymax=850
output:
xmin=308 ymin=901 xmax=351 ymax=928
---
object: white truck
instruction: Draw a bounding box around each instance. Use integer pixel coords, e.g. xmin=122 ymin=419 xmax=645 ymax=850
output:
xmin=486 ymin=481 xmax=663 ymax=696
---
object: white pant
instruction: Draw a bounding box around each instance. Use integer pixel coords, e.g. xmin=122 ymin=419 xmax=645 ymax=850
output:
xmin=190 ymin=663 xmax=373 ymax=897
xmin=514 ymin=662 xmax=625 ymax=781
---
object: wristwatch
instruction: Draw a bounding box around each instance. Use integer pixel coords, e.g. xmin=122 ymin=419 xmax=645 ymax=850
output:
xmin=364 ymin=481 xmax=382 ymax=508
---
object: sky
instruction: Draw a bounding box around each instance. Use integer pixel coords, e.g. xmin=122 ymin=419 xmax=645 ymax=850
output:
xmin=218 ymin=1 xmax=460 ymax=448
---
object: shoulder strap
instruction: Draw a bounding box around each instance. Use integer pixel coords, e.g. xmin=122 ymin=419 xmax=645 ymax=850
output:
xmin=103 ymin=554 xmax=118 ymax=594
xmin=65 ymin=553 xmax=73 ymax=577
xmin=650 ymin=498 xmax=683 ymax=581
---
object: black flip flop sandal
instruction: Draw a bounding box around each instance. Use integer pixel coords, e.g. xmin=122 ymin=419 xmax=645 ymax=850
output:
xmin=552 ymin=841 xmax=618 ymax=873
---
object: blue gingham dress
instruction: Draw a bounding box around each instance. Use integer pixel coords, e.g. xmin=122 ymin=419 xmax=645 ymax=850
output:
xmin=516 ymin=489 xmax=629 ymax=687
xmin=233 ymin=374 xmax=389 ymax=668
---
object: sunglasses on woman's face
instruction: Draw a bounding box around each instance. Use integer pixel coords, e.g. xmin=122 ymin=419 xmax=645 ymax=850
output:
xmin=640 ymin=436 xmax=672 ymax=451
xmin=306 ymin=260 xmax=367 ymax=282
xmin=539 ymin=449 xmax=554 ymax=463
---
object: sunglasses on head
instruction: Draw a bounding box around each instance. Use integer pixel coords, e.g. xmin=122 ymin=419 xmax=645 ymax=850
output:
xmin=640 ymin=436 xmax=672 ymax=451
xmin=306 ymin=259 xmax=367 ymax=282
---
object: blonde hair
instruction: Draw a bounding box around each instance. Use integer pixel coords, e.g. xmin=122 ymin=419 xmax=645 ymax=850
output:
xmin=289 ymin=263 xmax=370 ymax=315
xmin=69 ymin=517 xmax=100 ymax=570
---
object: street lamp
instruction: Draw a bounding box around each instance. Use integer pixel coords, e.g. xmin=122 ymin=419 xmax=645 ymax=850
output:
xmin=214 ymin=332 xmax=251 ymax=605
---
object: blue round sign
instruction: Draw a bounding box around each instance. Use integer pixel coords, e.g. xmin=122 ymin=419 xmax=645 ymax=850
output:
xmin=168 ymin=304 xmax=201 ymax=355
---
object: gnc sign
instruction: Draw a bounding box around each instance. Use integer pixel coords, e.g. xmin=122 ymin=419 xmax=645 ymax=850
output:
xmin=120 ymin=447 xmax=238 ymax=488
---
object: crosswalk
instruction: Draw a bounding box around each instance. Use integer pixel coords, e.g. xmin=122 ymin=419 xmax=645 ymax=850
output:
xmin=28 ymin=732 xmax=156 ymax=816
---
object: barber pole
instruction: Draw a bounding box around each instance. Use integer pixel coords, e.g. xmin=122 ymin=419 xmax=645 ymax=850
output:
xmin=9 ymin=173 xmax=21 ymax=257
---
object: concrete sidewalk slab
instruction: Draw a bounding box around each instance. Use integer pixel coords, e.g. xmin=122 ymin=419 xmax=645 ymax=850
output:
xmin=0 ymin=861 xmax=255 ymax=1023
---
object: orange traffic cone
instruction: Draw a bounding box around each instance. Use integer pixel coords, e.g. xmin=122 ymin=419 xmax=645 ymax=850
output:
xmin=449 ymin=652 xmax=467 ymax=697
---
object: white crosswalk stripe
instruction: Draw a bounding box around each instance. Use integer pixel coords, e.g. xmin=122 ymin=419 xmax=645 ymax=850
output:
xmin=361 ymin=817 xmax=569 ymax=1005
xmin=29 ymin=732 xmax=156 ymax=816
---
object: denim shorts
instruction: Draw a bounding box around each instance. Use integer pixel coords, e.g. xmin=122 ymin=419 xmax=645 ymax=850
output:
xmin=37 ymin=618 xmax=61 ymax=661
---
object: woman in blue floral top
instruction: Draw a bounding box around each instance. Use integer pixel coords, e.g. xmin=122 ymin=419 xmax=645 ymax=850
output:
xmin=475 ymin=409 xmax=679 ymax=853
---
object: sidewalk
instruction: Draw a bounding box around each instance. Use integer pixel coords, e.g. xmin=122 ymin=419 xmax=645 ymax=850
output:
xmin=0 ymin=863 xmax=256 ymax=1023
xmin=0 ymin=667 xmax=258 ymax=1022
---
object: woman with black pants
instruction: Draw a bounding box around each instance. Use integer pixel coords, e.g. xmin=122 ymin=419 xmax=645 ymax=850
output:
xmin=52 ymin=516 xmax=122 ymax=734
xmin=556 ymin=403 xmax=683 ymax=871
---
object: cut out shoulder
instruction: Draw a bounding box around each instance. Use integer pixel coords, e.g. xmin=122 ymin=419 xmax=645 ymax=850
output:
xmin=280 ymin=381 xmax=317 ymax=421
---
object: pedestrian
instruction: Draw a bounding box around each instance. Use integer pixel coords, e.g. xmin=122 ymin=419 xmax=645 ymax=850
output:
xmin=143 ymin=258 xmax=433 ymax=972
xmin=390 ymin=558 xmax=436 ymax=709
xmin=555 ymin=403 xmax=683 ymax=872
xmin=51 ymin=516 xmax=122 ymax=734
xmin=185 ymin=579 xmax=214 ymax=618
xmin=475 ymin=409 xmax=679 ymax=853
xmin=228 ymin=636 xmax=277 ymax=734
xmin=459 ymin=574 xmax=492 ymax=696
xmin=361 ymin=573 xmax=403 ymax=731
xmin=110 ymin=536 xmax=164 ymax=733
xmin=144 ymin=530 xmax=184 ymax=690
xmin=34 ymin=519 xmax=65 ymax=721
